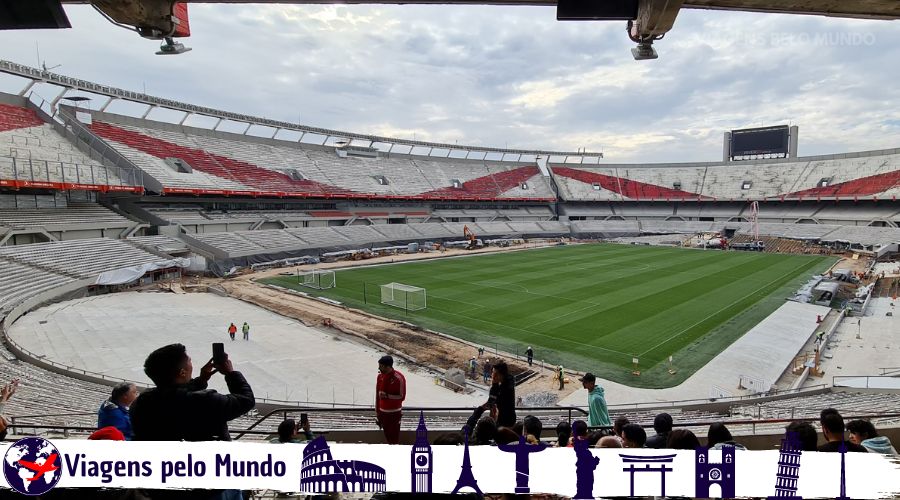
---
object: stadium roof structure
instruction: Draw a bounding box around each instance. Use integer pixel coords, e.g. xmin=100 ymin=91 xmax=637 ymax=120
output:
xmin=0 ymin=60 xmax=603 ymax=164
xmin=4 ymin=0 xmax=898 ymax=60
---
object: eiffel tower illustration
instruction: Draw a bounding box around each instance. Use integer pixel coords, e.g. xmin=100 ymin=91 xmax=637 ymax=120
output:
xmin=451 ymin=427 xmax=483 ymax=497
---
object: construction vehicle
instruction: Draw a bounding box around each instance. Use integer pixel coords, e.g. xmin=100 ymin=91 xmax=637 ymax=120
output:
xmin=463 ymin=225 xmax=483 ymax=250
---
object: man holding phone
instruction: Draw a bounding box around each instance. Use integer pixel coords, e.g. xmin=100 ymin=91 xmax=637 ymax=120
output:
xmin=131 ymin=343 xmax=255 ymax=441
xmin=375 ymin=355 xmax=405 ymax=445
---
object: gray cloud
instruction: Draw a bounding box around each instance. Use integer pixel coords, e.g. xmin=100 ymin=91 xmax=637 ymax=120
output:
xmin=0 ymin=4 xmax=897 ymax=162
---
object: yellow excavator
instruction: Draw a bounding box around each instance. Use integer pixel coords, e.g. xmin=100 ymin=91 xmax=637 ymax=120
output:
xmin=463 ymin=225 xmax=482 ymax=250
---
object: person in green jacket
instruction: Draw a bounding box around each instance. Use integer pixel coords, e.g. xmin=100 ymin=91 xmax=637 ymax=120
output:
xmin=579 ymin=373 xmax=611 ymax=428
xmin=242 ymin=322 xmax=250 ymax=341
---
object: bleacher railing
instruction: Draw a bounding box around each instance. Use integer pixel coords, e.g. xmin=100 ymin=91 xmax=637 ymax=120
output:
xmin=0 ymin=60 xmax=601 ymax=163
xmin=833 ymin=375 xmax=900 ymax=390
xmin=7 ymin=411 xmax=900 ymax=443
xmin=0 ymin=94 xmax=145 ymax=193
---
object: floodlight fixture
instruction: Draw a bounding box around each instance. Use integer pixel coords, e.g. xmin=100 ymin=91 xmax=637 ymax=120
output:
xmin=631 ymin=40 xmax=658 ymax=60
xmin=156 ymin=37 xmax=191 ymax=55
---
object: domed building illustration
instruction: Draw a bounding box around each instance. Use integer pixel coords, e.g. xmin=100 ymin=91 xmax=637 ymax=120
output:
xmin=300 ymin=436 xmax=387 ymax=493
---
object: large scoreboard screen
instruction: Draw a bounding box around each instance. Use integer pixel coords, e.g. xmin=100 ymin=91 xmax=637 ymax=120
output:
xmin=730 ymin=125 xmax=790 ymax=158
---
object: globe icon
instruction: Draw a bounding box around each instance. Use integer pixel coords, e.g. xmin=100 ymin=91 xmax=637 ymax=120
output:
xmin=3 ymin=437 xmax=62 ymax=495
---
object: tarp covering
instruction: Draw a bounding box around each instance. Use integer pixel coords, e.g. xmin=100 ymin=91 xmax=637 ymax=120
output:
xmin=95 ymin=258 xmax=191 ymax=285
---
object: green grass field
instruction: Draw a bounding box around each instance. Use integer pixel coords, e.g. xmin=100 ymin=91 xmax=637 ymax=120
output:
xmin=262 ymin=244 xmax=834 ymax=388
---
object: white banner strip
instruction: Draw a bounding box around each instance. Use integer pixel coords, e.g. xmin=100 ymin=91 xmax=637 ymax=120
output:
xmin=2 ymin=440 xmax=899 ymax=498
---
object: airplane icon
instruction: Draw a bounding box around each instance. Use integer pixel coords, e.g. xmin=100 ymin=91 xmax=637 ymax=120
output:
xmin=18 ymin=453 xmax=59 ymax=482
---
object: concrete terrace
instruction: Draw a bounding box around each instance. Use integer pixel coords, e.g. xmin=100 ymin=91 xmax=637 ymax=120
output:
xmin=7 ymin=292 xmax=484 ymax=408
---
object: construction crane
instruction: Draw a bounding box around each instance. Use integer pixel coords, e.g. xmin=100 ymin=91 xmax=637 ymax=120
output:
xmin=463 ymin=225 xmax=482 ymax=250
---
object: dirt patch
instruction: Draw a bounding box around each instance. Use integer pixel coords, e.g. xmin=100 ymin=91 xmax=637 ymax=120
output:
xmin=209 ymin=244 xmax=584 ymax=402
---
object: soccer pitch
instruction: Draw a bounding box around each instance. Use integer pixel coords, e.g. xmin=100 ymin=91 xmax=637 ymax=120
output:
xmin=262 ymin=244 xmax=834 ymax=388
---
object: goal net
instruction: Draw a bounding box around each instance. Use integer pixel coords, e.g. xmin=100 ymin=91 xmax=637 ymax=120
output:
xmin=298 ymin=269 xmax=336 ymax=289
xmin=380 ymin=282 xmax=426 ymax=311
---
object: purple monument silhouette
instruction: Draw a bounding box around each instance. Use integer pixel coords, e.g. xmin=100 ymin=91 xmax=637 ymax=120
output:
xmin=300 ymin=436 xmax=386 ymax=493
xmin=497 ymin=434 xmax=548 ymax=494
xmin=411 ymin=411 xmax=433 ymax=494
xmin=450 ymin=426 xmax=483 ymax=497
xmin=836 ymin=439 xmax=849 ymax=500
xmin=696 ymin=445 xmax=736 ymax=498
xmin=768 ymin=431 xmax=803 ymax=500
xmin=619 ymin=453 xmax=676 ymax=497
xmin=573 ymin=436 xmax=600 ymax=499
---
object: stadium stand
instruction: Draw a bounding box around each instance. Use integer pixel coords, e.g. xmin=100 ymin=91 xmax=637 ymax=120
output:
xmin=0 ymin=102 xmax=142 ymax=193
xmin=0 ymin=202 xmax=130 ymax=229
xmin=552 ymin=149 xmax=900 ymax=202
xmin=86 ymin=114 xmax=554 ymax=201
xmin=127 ymin=235 xmax=189 ymax=254
xmin=370 ymin=224 xmax=426 ymax=241
xmin=0 ymin=259 xmax=74 ymax=314
xmin=0 ymin=238 xmax=178 ymax=279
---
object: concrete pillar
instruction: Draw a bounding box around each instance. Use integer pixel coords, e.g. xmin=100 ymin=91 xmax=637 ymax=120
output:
xmin=789 ymin=126 xmax=799 ymax=158
xmin=723 ymin=131 xmax=732 ymax=162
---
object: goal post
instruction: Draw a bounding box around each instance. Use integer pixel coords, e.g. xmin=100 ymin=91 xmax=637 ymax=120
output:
xmin=380 ymin=282 xmax=426 ymax=311
xmin=298 ymin=269 xmax=336 ymax=289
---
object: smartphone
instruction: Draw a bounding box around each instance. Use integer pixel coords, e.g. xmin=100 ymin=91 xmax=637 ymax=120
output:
xmin=212 ymin=342 xmax=227 ymax=364
xmin=300 ymin=413 xmax=309 ymax=426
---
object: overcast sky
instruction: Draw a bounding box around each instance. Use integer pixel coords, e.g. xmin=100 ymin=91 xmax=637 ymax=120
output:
xmin=0 ymin=4 xmax=898 ymax=163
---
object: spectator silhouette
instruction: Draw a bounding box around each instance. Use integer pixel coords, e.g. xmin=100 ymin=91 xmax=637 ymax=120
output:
xmin=375 ymin=355 xmax=406 ymax=444
xmin=613 ymin=416 xmax=630 ymax=446
xmin=97 ymin=382 xmax=138 ymax=440
xmin=273 ymin=418 xmax=314 ymax=443
xmin=622 ymin=424 xmax=647 ymax=448
xmin=523 ymin=415 xmax=543 ymax=439
xmin=555 ymin=421 xmax=572 ymax=447
xmin=579 ymin=373 xmax=610 ymax=429
xmin=785 ymin=421 xmax=819 ymax=451
xmin=645 ymin=412 xmax=672 ymax=449
xmin=598 ymin=435 xmax=623 ymax=448
xmin=489 ymin=361 xmax=516 ymax=428
xmin=667 ymin=429 xmax=701 ymax=449
xmin=707 ymin=422 xmax=746 ymax=450
xmin=130 ymin=343 xmax=255 ymax=441
xmin=846 ymin=419 xmax=896 ymax=454
xmin=0 ymin=378 xmax=19 ymax=440
xmin=818 ymin=408 xmax=868 ymax=452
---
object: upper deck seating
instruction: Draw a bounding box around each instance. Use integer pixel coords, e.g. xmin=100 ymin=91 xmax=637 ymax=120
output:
xmin=551 ymin=150 xmax=900 ymax=202
xmin=0 ymin=104 xmax=139 ymax=191
xmin=89 ymin=117 xmax=554 ymax=201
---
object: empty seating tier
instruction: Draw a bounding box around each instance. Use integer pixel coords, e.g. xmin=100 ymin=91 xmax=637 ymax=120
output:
xmin=0 ymin=259 xmax=74 ymax=314
xmin=552 ymin=150 xmax=900 ymax=202
xmin=0 ymin=103 xmax=141 ymax=192
xmin=0 ymin=203 xmax=131 ymax=229
xmin=0 ymin=103 xmax=43 ymax=132
xmin=88 ymin=117 xmax=555 ymax=202
xmin=0 ymin=238 xmax=177 ymax=279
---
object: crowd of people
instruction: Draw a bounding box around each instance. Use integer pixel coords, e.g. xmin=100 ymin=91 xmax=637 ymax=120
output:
xmin=78 ymin=343 xmax=896 ymax=458
xmin=0 ymin=338 xmax=893 ymax=500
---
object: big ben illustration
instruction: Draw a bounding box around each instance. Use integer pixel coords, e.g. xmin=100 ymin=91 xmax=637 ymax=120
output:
xmin=411 ymin=411 xmax=433 ymax=493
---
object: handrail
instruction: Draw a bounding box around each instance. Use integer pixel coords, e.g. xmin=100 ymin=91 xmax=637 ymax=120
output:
xmin=0 ymin=60 xmax=601 ymax=159
xmin=606 ymin=384 xmax=830 ymax=411
xmin=233 ymin=405 xmax=589 ymax=441
xmin=9 ymin=412 xmax=900 ymax=443
xmin=833 ymin=375 xmax=900 ymax=390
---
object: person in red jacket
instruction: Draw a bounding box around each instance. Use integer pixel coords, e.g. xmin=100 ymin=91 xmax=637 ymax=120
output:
xmin=227 ymin=323 xmax=237 ymax=341
xmin=375 ymin=355 xmax=406 ymax=444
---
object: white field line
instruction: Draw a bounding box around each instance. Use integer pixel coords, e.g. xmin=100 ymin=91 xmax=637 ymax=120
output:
xmin=429 ymin=304 xmax=634 ymax=357
xmin=637 ymin=260 xmax=813 ymax=358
